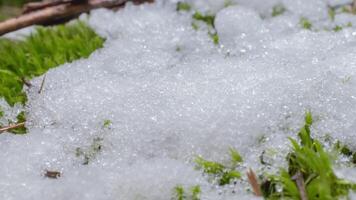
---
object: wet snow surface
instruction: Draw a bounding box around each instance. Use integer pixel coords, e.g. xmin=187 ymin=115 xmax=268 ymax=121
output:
xmin=1 ymin=0 xmax=356 ymax=199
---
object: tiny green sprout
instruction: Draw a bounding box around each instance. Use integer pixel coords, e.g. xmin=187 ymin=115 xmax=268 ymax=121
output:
xmin=347 ymin=22 xmax=353 ymax=27
xmin=173 ymin=185 xmax=201 ymax=200
xmin=195 ymin=149 xmax=243 ymax=185
xmin=328 ymin=7 xmax=335 ymax=21
xmin=174 ymin=185 xmax=185 ymax=200
xmin=193 ymin=12 xmax=215 ymax=28
xmin=305 ymin=111 xmax=313 ymax=126
xmin=333 ymin=25 xmax=343 ymax=32
xmin=209 ymin=32 xmax=219 ymax=45
xmin=103 ymin=119 xmax=112 ymax=128
xmin=191 ymin=185 xmax=201 ymax=200
xmin=191 ymin=22 xmax=199 ymax=30
xmin=342 ymin=76 xmax=352 ymax=84
xmin=0 ymin=107 xmax=3 ymax=118
xmin=177 ymin=2 xmax=191 ymax=12
xmin=272 ymin=4 xmax=286 ymax=17
xmin=224 ymin=0 xmax=234 ymax=8
xmin=195 ymin=157 xmax=225 ymax=175
xmin=300 ymin=17 xmax=312 ymax=30
xmin=176 ymin=46 xmax=181 ymax=52
xmin=230 ymin=148 xmax=243 ymax=166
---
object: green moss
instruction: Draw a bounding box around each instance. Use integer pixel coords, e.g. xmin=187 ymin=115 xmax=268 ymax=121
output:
xmin=261 ymin=112 xmax=356 ymax=199
xmin=195 ymin=148 xmax=242 ymax=185
xmin=173 ymin=185 xmax=201 ymax=200
xmin=193 ymin=12 xmax=215 ymax=28
xmin=272 ymin=4 xmax=286 ymax=17
xmin=7 ymin=111 xmax=27 ymax=134
xmin=177 ymin=2 xmax=191 ymax=12
xmin=0 ymin=21 xmax=104 ymax=106
xmin=333 ymin=25 xmax=343 ymax=32
xmin=103 ymin=119 xmax=112 ymax=128
xmin=300 ymin=17 xmax=312 ymax=30
xmin=328 ymin=8 xmax=336 ymax=21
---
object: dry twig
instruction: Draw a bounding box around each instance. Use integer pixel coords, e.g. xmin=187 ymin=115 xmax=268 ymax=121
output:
xmin=0 ymin=122 xmax=26 ymax=133
xmin=38 ymin=74 xmax=47 ymax=94
xmin=292 ymin=171 xmax=308 ymax=200
xmin=246 ymin=168 xmax=262 ymax=197
xmin=0 ymin=0 xmax=153 ymax=36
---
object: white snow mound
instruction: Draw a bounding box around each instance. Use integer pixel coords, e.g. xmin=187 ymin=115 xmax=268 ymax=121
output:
xmin=1 ymin=0 xmax=356 ymax=199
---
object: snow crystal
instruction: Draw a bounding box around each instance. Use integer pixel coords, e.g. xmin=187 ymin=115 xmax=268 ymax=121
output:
xmin=1 ymin=0 xmax=356 ymax=199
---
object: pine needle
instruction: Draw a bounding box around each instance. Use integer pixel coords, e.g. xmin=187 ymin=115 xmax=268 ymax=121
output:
xmin=246 ymin=168 xmax=262 ymax=197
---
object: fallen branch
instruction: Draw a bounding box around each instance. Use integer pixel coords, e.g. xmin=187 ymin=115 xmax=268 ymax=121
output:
xmin=0 ymin=122 xmax=26 ymax=133
xmin=0 ymin=0 xmax=153 ymax=36
xmin=246 ymin=168 xmax=262 ymax=197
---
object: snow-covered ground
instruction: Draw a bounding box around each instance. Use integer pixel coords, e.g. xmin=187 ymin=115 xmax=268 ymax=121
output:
xmin=1 ymin=0 xmax=356 ymax=199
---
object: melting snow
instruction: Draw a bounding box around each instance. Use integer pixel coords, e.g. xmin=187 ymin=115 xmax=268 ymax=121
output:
xmin=1 ymin=0 xmax=356 ymax=199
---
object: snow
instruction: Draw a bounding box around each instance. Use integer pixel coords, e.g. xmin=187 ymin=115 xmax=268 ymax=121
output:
xmin=1 ymin=0 xmax=356 ymax=199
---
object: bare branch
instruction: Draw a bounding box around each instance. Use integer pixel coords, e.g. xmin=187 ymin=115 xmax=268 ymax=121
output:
xmin=0 ymin=0 xmax=153 ymax=36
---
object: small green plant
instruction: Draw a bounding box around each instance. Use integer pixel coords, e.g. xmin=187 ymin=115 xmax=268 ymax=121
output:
xmin=173 ymin=185 xmax=201 ymax=200
xmin=192 ymin=12 xmax=215 ymax=28
xmin=261 ymin=112 xmax=356 ymax=199
xmin=335 ymin=141 xmax=356 ymax=164
xmin=272 ymin=4 xmax=286 ymax=17
xmin=191 ymin=12 xmax=219 ymax=45
xmin=209 ymin=32 xmax=219 ymax=45
xmin=328 ymin=7 xmax=336 ymax=21
xmin=103 ymin=119 xmax=112 ymax=128
xmin=195 ymin=148 xmax=242 ymax=185
xmin=177 ymin=2 xmax=191 ymax=12
xmin=333 ymin=25 xmax=343 ymax=32
xmin=300 ymin=17 xmax=312 ymax=30
xmin=75 ymin=137 xmax=103 ymax=165
xmin=0 ymin=107 xmax=3 ymax=118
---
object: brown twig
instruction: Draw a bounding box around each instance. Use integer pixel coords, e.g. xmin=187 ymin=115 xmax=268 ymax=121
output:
xmin=38 ymin=74 xmax=46 ymax=94
xmin=246 ymin=168 xmax=262 ymax=197
xmin=292 ymin=171 xmax=308 ymax=200
xmin=23 ymin=0 xmax=72 ymax=14
xmin=0 ymin=0 xmax=153 ymax=36
xmin=0 ymin=122 xmax=26 ymax=133
xmin=353 ymin=0 xmax=356 ymax=11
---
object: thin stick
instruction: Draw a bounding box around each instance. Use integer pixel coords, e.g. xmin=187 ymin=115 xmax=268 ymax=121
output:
xmin=38 ymin=74 xmax=46 ymax=94
xmin=0 ymin=122 xmax=26 ymax=133
xmin=246 ymin=168 xmax=262 ymax=197
xmin=292 ymin=171 xmax=308 ymax=200
xmin=23 ymin=0 xmax=72 ymax=14
xmin=0 ymin=0 xmax=153 ymax=36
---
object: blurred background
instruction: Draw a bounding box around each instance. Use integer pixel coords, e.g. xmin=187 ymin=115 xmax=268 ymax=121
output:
xmin=0 ymin=0 xmax=40 ymax=21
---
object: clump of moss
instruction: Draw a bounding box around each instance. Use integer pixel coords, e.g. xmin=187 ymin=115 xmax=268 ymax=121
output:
xmin=173 ymin=185 xmax=201 ymax=200
xmin=176 ymin=2 xmax=191 ymax=12
xmin=300 ymin=17 xmax=312 ymax=30
xmin=195 ymin=148 xmax=242 ymax=185
xmin=272 ymin=4 xmax=286 ymax=17
xmin=0 ymin=21 xmax=104 ymax=106
xmin=261 ymin=112 xmax=356 ymax=199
